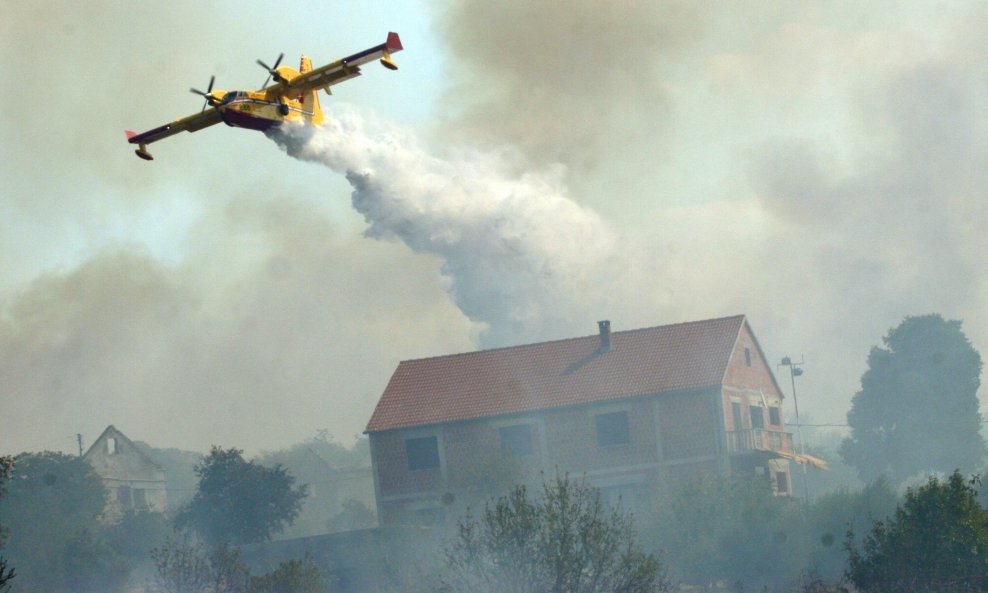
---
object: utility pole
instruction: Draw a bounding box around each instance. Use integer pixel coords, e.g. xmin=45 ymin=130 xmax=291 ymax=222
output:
xmin=77 ymin=434 xmax=84 ymax=457
xmin=778 ymin=356 xmax=808 ymax=499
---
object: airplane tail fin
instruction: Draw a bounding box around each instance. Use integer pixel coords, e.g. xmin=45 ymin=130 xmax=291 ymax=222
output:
xmin=298 ymin=55 xmax=323 ymax=124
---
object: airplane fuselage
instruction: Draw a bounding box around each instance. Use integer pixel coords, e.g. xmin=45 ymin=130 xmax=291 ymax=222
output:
xmin=214 ymin=89 xmax=316 ymax=131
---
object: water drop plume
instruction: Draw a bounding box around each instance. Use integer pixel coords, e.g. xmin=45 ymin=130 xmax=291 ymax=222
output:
xmin=268 ymin=106 xmax=622 ymax=347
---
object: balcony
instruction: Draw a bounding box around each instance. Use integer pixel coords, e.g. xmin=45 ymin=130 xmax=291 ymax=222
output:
xmin=726 ymin=429 xmax=793 ymax=456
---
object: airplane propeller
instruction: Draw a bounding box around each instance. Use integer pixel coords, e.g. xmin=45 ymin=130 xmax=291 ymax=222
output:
xmin=190 ymin=75 xmax=217 ymax=112
xmin=257 ymin=53 xmax=285 ymax=87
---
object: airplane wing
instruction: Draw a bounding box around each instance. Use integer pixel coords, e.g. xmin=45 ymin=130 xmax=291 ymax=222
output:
xmin=274 ymin=32 xmax=403 ymax=95
xmin=125 ymin=108 xmax=223 ymax=160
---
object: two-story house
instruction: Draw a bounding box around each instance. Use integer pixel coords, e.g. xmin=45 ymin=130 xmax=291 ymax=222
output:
xmin=365 ymin=315 xmax=795 ymax=526
xmin=83 ymin=425 xmax=167 ymax=521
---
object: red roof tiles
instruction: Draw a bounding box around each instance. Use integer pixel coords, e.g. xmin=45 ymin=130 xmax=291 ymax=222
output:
xmin=365 ymin=315 xmax=747 ymax=433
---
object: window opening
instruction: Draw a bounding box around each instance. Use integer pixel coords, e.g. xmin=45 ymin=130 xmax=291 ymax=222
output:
xmin=499 ymin=424 xmax=534 ymax=456
xmin=775 ymin=471 xmax=789 ymax=495
xmin=731 ymin=402 xmax=743 ymax=431
xmin=406 ymin=436 xmax=440 ymax=471
xmin=750 ymin=405 xmax=765 ymax=429
xmin=116 ymin=486 xmax=132 ymax=507
xmin=595 ymin=411 xmax=630 ymax=447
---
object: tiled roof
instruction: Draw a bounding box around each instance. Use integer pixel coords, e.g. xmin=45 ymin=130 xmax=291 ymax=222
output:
xmin=366 ymin=315 xmax=747 ymax=433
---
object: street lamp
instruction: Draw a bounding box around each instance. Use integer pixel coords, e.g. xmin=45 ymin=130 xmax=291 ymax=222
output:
xmin=779 ymin=355 xmax=807 ymax=498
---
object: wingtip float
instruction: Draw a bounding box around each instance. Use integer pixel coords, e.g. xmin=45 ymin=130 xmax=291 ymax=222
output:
xmin=125 ymin=32 xmax=403 ymax=161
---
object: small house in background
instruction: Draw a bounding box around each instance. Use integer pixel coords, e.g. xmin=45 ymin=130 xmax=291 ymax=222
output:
xmin=83 ymin=425 xmax=167 ymax=520
xmin=366 ymin=315 xmax=797 ymax=527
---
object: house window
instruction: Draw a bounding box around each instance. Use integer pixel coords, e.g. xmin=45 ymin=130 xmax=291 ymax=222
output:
xmin=406 ymin=436 xmax=440 ymax=471
xmin=769 ymin=406 xmax=781 ymax=426
xmin=750 ymin=405 xmax=765 ymax=429
xmin=595 ymin=411 xmax=630 ymax=447
xmin=116 ymin=486 xmax=132 ymax=507
xmin=107 ymin=437 xmax=117 ymax=455
xmin=775 ymin=471 xmax=789 ymax=495
xmin=744 ymin=347 xmax=752 ymax=367
xmin=499 ymin=424 xmax=534 ymax=456
xmin=731 ymin=402 xmax=743 ymax=431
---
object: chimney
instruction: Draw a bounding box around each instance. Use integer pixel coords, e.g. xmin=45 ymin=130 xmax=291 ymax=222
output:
xmin=598 ymin=320 xmax=611 ymax=352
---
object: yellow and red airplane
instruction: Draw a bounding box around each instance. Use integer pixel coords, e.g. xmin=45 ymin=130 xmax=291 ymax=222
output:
xmin=126 ymin=32 xmax=402 ymax=161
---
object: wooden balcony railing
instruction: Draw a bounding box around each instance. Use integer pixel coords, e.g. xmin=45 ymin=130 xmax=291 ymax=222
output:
xmin=726 ymin=429 xmax=794 ymax=456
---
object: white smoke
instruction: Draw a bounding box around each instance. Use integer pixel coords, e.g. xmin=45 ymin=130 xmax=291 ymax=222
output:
xmin=268 ymin=106 xmax=624 ymax=347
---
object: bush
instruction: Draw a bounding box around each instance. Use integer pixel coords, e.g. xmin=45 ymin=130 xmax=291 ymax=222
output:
xmin=441 ymin=473 xmax=667 ymax=593
xmin=846 ymin=470 xmax=988 ymax=593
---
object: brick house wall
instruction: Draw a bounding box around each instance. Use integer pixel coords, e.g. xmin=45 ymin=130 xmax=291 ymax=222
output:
xmin=720 ymin=324 xmax=793 ymax=495
xmin=371 ymin=389 xmax=732 ymax=525
xmin=367 ymin=316 xmax=795 ymax=525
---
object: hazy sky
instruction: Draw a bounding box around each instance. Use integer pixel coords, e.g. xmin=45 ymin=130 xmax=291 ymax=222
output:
xmin=2 ymin=1 xmax=986 ymax=456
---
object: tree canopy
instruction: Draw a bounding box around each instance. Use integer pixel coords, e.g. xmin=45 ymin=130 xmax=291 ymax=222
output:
xmin=441 ymin=474 xmax=666 ymax=593
xmin=846 ymin=471 xmax=988 ymax=593
xmin=177 ymin=447 xmax=307 ymax=546
xmin=840 ymin=314 xmax=985 ymax=483
xmin=0 ymin=456 xmax=14 ymax=593
xmin=0 ymin=451 xmax=137 ymax=593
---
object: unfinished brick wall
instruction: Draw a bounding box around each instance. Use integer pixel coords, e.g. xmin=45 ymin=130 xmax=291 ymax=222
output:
xmin=542 ymin=398 xmax=660 ymax=474
xmin=656 ymin=391 xmax=719 ymax=460
xmin=372 ymin=430 xmax=443 ymax=497
xmin=722 ymin=324 xmax=783 ymax=397
xmin=721 ymin=323 xmax=786 ymax=433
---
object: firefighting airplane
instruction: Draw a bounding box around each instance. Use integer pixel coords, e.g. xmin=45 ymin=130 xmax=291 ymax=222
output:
xmin=125 ymin=32 xmax=402 ymax=160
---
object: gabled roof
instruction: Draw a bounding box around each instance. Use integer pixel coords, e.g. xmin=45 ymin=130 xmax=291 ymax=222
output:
xmin=366 ymin=315 xmax=748 ymax=433
xmin=83 ymin=425 xmax=163 ymax=472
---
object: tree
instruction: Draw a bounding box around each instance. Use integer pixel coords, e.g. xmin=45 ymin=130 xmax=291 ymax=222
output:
xmin=0 ymin=456 xmax=14 ymax=593
xmin=441 ymin=474 xmax=667 ymax=593
xmin=841 ymin=314 xmax=985 ymax=483
xmin=249 ymin=558 xmax=324 ymax=593
xmin=177 ymin=447 xmax=307 ymax=546
xmin=254 ymin=432 xmax=373 ymax=539
xmin=152 ymin=537 xmax=249 ymax=593
xmin=846 ymin=471 xmax=988 ymax=593
xmin=151 ymin=538 xmax=325 ymax=593
xmin=0 ymin=451 xmax=130 ymax=593
xmin=640 ymin=474 xmax=796 ymax=589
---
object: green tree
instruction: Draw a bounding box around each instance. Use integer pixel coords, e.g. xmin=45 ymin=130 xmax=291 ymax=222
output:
xmin=0 ymin=456 xmax=14 ymax=593
xmin=104 ymin=508 xmax=170 ymax=566
xmin=249 ymin=558 xmax=325 ymax=593
xmin=0 ymin=452 xmax=131 ymax=593
xmin=151 ymin=536 xmax=212 ymax=593
xmin=441 ymin=474 xmax=666 ymax=593
xmin=152 ymin=538 xmax=325 ymax=593
xmin=641 ymin=474 xmax=795 ymax=589
xmin=846 ymin=471 xmax=988 ymax=593
xmin=800 ymin=478 xmax=899 ymax=582
xmin=0 ymin=452 xmax=174 ymax=593
xmin=255 ymin=432 xmax=373 ymax=539
xmin=177 ymin=447 xmax=307 ymax=546
xmin=841 ymin=314 xmax=985 ymax=484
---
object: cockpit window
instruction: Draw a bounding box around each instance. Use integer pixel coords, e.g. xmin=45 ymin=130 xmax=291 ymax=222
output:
xmin=220 ymin=91 xmax=243 ymax=105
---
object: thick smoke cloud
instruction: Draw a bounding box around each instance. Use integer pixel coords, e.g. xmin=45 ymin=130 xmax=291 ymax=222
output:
xmin=434 ymin=0 xmax=708 ymax=170
xmin=269 ymin=108 xmax=626 ymax=347
xmin=0 ymin=199 xmax=472 ymax=454
xmin=433 ymin=1 xmax=988 ymax=431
